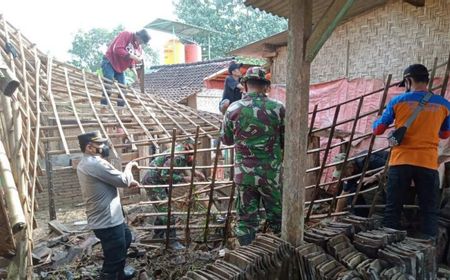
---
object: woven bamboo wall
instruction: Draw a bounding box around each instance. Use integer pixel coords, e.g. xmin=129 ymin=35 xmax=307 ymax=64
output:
xmin=273 ymin=0 xmax=450 ymax=84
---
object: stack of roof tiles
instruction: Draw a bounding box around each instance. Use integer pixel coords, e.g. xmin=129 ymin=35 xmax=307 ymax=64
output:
xmin=182 ymin=216 xmax=438 ymax=280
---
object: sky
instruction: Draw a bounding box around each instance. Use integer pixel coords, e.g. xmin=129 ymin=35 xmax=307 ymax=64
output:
xmin=1 ymin=0 xmax=176 ymax=62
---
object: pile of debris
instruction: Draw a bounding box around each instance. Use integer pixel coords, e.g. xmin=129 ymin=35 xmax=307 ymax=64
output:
xmin=183 ymin=216 xmax=450 ymax=280
xmin=31 ymin=219 xmax=221 ymax=279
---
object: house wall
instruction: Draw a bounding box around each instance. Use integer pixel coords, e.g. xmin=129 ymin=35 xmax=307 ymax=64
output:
xmin=196 ymin=89 xmax=223 ymax=115
xmin=36 ymin=167 xmax=83 ymax=211
xmin=272 ymin=0 xmax=450 ymax=84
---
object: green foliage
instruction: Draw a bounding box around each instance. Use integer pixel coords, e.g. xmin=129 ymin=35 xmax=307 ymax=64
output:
xmin=68 ymin=26 xmax=159 ymax=75
xmin=173 ymin=0 xmax=287 ymax=59
xmin=68 ymin=26 xmax=123 ymax=72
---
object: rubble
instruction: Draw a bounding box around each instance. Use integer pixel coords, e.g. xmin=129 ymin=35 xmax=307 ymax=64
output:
xmin=31 ymin=217 xmax=221 ymax=279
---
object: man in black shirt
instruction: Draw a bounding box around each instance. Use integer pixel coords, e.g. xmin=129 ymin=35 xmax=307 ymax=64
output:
xmin=333 ymin=150 xmax=389 ymax=216
xmin=219 ymin=62 xmax=244 ymax=114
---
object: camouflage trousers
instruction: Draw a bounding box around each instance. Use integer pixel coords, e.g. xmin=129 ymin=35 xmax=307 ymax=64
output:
xmin=145 ymin=186 xmax=175 ymax=239
xmin=234 ymin=183 xmax=282 ymax=238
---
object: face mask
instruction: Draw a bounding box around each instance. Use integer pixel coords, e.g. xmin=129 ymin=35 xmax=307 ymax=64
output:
xmin=405 ymin=78 xmax=411 ymax=92
xmin=92 ymin=143 xmax=109 ymax=158
xmin=100 ymin=145 xmax=110 ymax=159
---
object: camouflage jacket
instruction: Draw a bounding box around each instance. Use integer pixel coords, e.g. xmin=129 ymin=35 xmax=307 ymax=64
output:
xmin=220 ymin=92 xmax=285 ymax=186
xmin=142 ymin=144 xmax=187 ymax=185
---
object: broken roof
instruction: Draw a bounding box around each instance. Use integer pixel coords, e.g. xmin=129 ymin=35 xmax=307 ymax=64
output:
xmin=0 ymin=16 xmax=222 ymax=158
xmin=144 ymin=58 xmax=234 ymax=102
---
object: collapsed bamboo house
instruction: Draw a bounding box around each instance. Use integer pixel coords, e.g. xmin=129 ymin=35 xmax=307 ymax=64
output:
xmin=1 ymin=11 xmax=450 ymax=278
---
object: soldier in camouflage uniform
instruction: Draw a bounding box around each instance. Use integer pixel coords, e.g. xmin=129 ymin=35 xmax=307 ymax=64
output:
xmin=220 ymin=67 xmax=285 ymax=246
xmin=141 ymin=139 xmax=205 ymax=248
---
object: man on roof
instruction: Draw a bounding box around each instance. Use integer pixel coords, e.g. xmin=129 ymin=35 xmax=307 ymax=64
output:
xmin=221 ymin=67 xmax=284 ymax=246
xmin=101 ymin=29 xmax=151 ymax=107
xmin=373 ymin=63 xmax=450 ymax=241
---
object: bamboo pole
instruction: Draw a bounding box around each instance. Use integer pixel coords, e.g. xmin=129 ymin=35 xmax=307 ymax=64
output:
xmin=165 ymin=129 xmax=177 ymax=249
xmin=96 ymin=78 xmax=134 ymax=147
xmin=203 ymin=138 xmax=221 ymax=243
xmin=81 ymin=70 xmax=119 ymax=158
xmin=45 ymin=57 xmax=70 ymax=155
xmin=223 ymin=148 xmax=236 ymax=245
xmin=129 ymin=88 xmax=171 ymax=139
xmin=0 ymin=139 xmax=26 ymax=232
xmin=2 ymin=19 xmax=30 ymax=279
xmin=350 ymin=75 xmax=392 ymax=210
xmin=64 ymin=68 xmax=84 ymax=133
xmin=306 ymin=104 xmax=341 ymax=221
xmin=328 ymin=97 xmax=363 ymax=216
xmin=440 ymin=52 xmax=450 ymax=97
xmin=29 ymin=48 xmax=41 ymax=230
xmin=112 ymin=79 xmax=159 ymax=150
xmin=185 ymin=126 xmax=200 ymax=246
xmin=143 ymin=91 xmax=190 ymax=136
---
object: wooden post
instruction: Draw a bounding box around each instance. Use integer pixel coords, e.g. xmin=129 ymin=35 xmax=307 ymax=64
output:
xmin=138 ymin=62 xmax=145 ymax=94
xmin=282 ymin=0 xmax=312 ymax=246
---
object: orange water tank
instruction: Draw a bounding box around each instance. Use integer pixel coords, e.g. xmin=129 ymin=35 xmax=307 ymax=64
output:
xmin=184 ymin=43 xmax=202 ymax=63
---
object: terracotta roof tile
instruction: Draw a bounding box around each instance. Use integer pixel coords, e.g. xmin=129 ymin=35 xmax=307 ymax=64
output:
xmin=144 ymin=58 xmax=233 ymax=102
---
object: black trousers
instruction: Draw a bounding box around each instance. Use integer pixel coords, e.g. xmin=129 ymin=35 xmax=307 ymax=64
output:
xmin=93 ymin=222 xmax=132 ymax=273
xmin=383 ymin=165 xmax=440 ymax=238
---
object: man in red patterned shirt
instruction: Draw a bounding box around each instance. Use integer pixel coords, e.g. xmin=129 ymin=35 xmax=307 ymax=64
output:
xmin=101 ymin=29 xmax=150 ymax=106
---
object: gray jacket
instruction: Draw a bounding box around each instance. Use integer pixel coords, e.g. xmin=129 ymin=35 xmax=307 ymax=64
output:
xmin=77 ymin=154 xmax=133 ymax=229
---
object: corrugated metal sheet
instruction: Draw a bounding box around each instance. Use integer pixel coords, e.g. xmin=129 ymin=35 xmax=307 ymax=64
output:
xmin=245 ymin=0 xmax=388 ymax=25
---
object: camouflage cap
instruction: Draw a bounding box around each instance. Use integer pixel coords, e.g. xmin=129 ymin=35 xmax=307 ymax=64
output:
xmin=241 ymin=67 xmax=270 ymax=84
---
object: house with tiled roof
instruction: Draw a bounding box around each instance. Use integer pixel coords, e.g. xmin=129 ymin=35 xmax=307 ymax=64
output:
xmin=143 ymin=58 xmax=249 ymax=114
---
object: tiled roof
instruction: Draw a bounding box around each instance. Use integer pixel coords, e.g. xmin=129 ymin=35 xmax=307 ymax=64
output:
xmin=144 ymin=58 xmax=233 ymax=102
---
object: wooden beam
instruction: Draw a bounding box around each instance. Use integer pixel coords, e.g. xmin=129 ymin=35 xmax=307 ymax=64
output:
xmin=305 ymin=0 xmax=354 ymax=62
xmin=404 ymin=0 xmax=425 ymax=7
xmin=282 ymin=0 xmax=312 ymax=246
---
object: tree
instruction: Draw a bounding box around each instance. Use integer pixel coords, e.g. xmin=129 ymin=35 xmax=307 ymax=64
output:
xmin=68 ymin=26 xmax=159 ymax=75
xmin=173 ymin=0 xmax=287 ymax=59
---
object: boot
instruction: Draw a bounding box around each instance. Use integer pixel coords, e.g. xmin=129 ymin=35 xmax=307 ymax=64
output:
xmin=117 ymin=99 xmax=125 ymax=107
xmin=118 ymin=265 xmax=136 ymax=280
xmin=100 ymin=97 xmax=108 ymax=106
xmin=168 ymin=227 xmax=185 ymax=250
